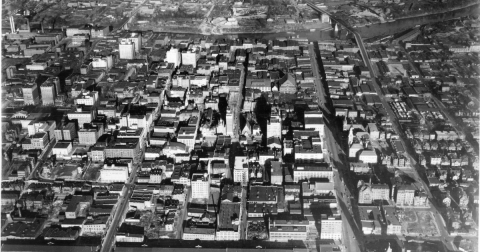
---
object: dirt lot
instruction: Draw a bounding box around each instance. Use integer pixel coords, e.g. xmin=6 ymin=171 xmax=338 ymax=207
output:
xmin=43 ymin=160 xmax=85 ymax=180
xmin=398 ymin=209 xmax=440 ymax=236
xmin=210 ymin=4 xmax=232 ymax=19
xmin=83 ymin=163 xmax=102 ymax=181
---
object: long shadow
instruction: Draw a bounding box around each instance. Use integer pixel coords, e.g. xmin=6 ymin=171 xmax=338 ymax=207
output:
xmin=323 ymin=111 xmax=366 ymax=251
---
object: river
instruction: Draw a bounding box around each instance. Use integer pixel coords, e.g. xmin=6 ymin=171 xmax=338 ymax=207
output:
xmin=204 ymin=3 xmax=480 ymax=41
xmin=355 ymin=3 xmax=480 ymax=39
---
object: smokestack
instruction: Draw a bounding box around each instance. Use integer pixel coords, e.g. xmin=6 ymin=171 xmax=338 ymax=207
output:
xmin=41 ymin=21 xmax=44 ymax=33
xmin=10 ymin=16 xmax=15 ymax=33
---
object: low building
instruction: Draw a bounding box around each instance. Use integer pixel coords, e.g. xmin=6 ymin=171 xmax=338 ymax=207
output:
xmin=269 ymin=225 xmax=307 ymax=242
xmin=1 ymin=219 xmax=45 ymax=240
xmin=52 ymin=141 xmax=73 ymax=158
xmin=100 ymin=163 xmax=129 ymax=183
xmin=65 ymin=195 xmax=93 ymax=219
xmin=395 ymin=185 xmax=415 ymax=206
xmin=182 ymin=227 xmax=216 ymax=240
xmin=293 ymin=163 xmax=333 ymax=182
xmin=216 ymin=202 xmax=241 ymax=241
xmin=43 ymin=227 xmax=80 ymax=240
xmin=83 ymin=216 xmax=109 ymax=234
xmin=116 ymin=223 xmax=144 ymax=243
xmin=384 ymin=207 xmax=401 ymax=235
xmin=319 ymin=211 xmax=342 ymax=240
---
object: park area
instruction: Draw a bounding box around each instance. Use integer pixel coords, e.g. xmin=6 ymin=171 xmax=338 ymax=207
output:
xmin=398 ymin=209 xmax=440 ymax=236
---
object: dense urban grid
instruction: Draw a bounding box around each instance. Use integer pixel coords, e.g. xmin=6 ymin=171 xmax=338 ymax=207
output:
xmin=1 ymin=0 xmax=479 ymax=252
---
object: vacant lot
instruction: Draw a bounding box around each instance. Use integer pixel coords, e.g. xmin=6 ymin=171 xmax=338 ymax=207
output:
xmin=399 ymin=209 xmax=440 ymax=236
xmin=83 ymin=163 xmax=102 ymax=181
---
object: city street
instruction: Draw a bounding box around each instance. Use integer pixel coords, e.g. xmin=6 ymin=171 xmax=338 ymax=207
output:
xmin=309 ymin=41 xmax=364 ymax=252
xmin=232 ymin=65 xmax=246 ymax=142
xmin=101 ymin=146 xmax=144 ymax=252
xmin=175 ymin=187 xmax=191 ymax=239
xmin=27 ymin=138 xmax=57 ymax=180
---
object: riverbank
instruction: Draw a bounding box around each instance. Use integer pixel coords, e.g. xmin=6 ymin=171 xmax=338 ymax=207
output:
xmin=355 ymin=2 xmax=480 ymax=38
xmin=353 ymin=1 xmax=480 ymax=28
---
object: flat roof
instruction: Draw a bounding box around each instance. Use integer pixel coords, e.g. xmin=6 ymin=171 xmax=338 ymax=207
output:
xmin=217 ymin=202 xmax=241 ymax=231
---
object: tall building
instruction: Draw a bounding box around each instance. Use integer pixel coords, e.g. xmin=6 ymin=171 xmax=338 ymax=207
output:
xmin=226 ymin=108 xmax=233 ymax=136
xmin=181 ymin=46 xmax=199 ymax=67
xmin=166 ymin=47 xmax=181 ymax=67
xmin=118 ymin=32 xmax=142 ymax=52
xmin=191 ymin=173 xmax=210 ymax=199
xmin=75 ymin=91 xmax=99 ymax=106
xmin=119 ymin=40 xmax=135 ymax=59
xmin=27 ymin=120 xmax=56 ymax=141
xmin=233 ymin=156 xmax=249 ymax=185
xmin=22 ymin=84 xmax=40 ymax=105
xmin=67 ymin=106 xmax=95 ymax=129
xmin=54 ymin=122 xmax=77 ymax=141
xmin=40 ymin=82 xmax=56 ymax=105
xmin=78 ymin=124 xmax=104 ymax=146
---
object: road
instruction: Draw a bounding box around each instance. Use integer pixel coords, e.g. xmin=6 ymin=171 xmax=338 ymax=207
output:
xmin=308 ymin=43 xmax=364 ymax=252
xmin=101 ymin=146 xmax=144 ymax=252
xmin=102 ymin=183 xmax=135 ymax=252
xmin=26 ymin=138 xmax=57 ymax=180
xmin=239 ymin=186 xmax=248 ymax=240
xmin=232 ymin=64 xmax=246 ymax=142
xmin=175 ymin=186 xmax=191 ymax=239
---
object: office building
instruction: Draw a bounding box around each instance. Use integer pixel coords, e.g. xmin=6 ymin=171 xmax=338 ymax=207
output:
xmin=78 ymin=124 xmax=104 ymax=146
xmin=40 ymin=83 xmax=56 ymax=105
xmin=67 ymin=106 xmax=95 ymax=129
xmin=191 ymin=173 xmax=210 ymax=199
xmin=181 ymin=47 xmax=200 ymax=67
xmin=119 ymin=40 xmax=135 ymax=59
xmin=233 ymin=156 xmax=249 ymax=185
xmin=22 ymin=84 xmax=40 ymax=105
xmin=54 ymin=122 xmax=77 ymax=141
xmin=27 ymin=120 xmax=56 ymax=141
xmin=226 ymin=108 xmax=233 ymax=136
xmin=320 ymin=216 xmax=342 ymax=240
xmin=105 ymin=138 xmax=140 ymax=161
xmin=269 ymin=218 xmax=308 ymax=242
xmin=166 ymin=47 xmax=181 ymax=67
